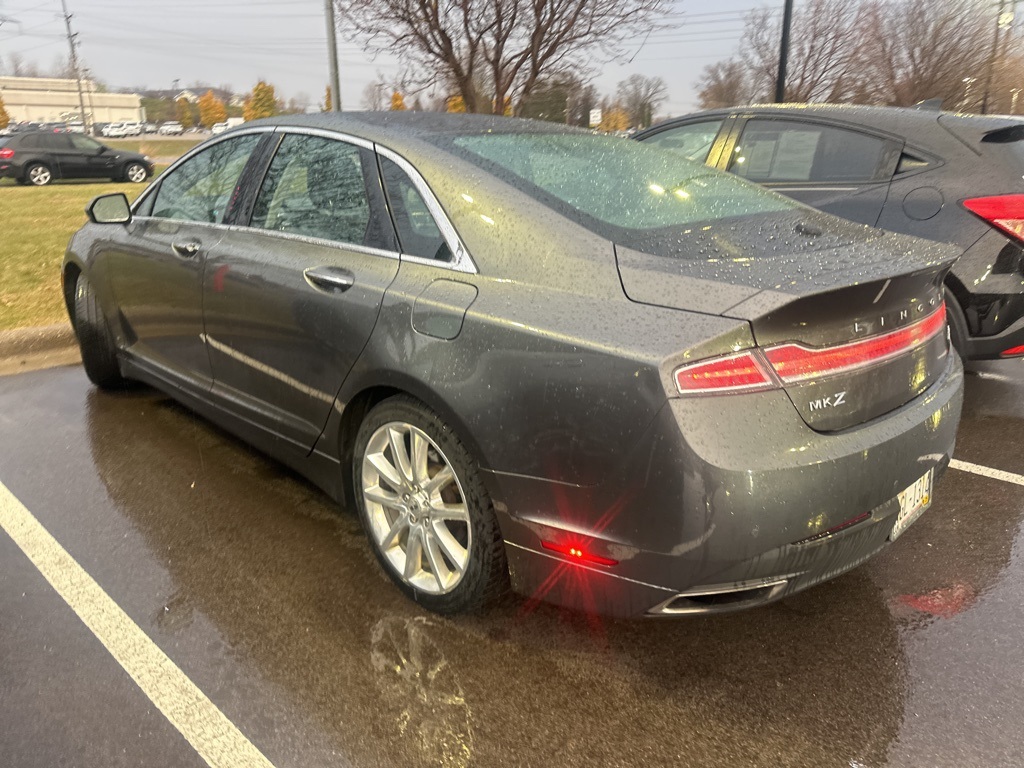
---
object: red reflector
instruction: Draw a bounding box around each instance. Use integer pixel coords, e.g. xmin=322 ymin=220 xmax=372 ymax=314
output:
xmin=674 ymin=349 xmax=775 ymax=395
xmin=764 ymin=303 xmax=947 ymax=383
xmin=0 ymin=148 xmax=14 ymax=160
xmin=963 ymin=195 xmax=1024 ymax=243
xmin=1001 ymin=344 xmax=1024 ymax=358
xmin=541 ymin=541 xmax=618 ymax=566
xmin=796 ymin=510 xmax=872 ymax=544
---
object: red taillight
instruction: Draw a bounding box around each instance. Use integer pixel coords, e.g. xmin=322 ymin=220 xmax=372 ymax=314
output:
xmin=1001 ymin=344 xmax=1024 ymax=358
xmin=963 ymin=195 xmax=1024 ymax=243
xmin=764 ymin=304 xmax=947 ymax=384
xmin=674 ymin=349 xmax=776 ymax=395
xmin=541 ymin=541 xmax=618 ymax=567
xmin=0 ymin=148 xmax=14 ymax=160
xmin=674 ymin=304 xmax=947 ymax=395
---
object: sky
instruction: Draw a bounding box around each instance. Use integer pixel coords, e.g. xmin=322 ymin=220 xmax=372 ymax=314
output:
xmin=0 ymin=0 xmax=778 ymax=117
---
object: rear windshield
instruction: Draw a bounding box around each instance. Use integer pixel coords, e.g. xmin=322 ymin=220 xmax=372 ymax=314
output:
xmin=445 ymin=133 xmax=796 ymax=243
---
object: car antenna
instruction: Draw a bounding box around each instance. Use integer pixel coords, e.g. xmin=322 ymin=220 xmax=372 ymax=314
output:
xmin=913 ymin=98 xmax=944 ymax=111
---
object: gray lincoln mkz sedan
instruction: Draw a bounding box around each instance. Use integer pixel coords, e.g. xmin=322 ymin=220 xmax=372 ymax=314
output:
xmin=63 ymin=113 xmax=963 ymax=617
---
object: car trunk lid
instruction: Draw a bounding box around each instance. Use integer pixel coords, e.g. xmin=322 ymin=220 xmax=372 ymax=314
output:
xmin=615 ymin=211 xmax=958 ymax=431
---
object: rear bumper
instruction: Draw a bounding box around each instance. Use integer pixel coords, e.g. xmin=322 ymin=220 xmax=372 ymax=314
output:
xmin=488 ymin=353 xmax=964 ymax=618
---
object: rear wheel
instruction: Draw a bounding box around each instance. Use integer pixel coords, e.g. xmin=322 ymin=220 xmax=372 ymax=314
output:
xmin=73 ymin=274 xmax=126 ymax=389
xmin=353 ymin=396 xmax=508 ymax=614
xmin=26 ymin=163 xmax=52 ymax=186
xmin=123 ymin=162 xmax=148 ymax=183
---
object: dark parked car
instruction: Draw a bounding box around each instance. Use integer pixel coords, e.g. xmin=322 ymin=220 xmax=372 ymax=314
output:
xmin=63 ymin=114 xmax=963 ymax=617
xmin=636 ymin=105 xmax=1024 ymax=360
xmin=0 ymin=131 xmax=152 ymax=186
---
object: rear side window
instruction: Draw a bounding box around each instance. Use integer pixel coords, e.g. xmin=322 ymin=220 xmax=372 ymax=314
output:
xmin=379 ymin=157 xmax=450 ymax=260
xmin=151 ymin=134 xmax=260 ymax=223
xmin=250 ymin=133 xmax=389 ymax=249
xmin=40 ymin=134 xmax=72 ymax=150
xmin=20 ymin=134 xmax=40 ymax=149
xmin=641 ymin=120 xmax=724 ymax=163
xmin=729 ymin=119 xmax=897 ymax=183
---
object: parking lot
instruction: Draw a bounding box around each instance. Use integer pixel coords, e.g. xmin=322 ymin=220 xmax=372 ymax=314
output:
xmin=1 ymin=358 xmax=1023 ymax=767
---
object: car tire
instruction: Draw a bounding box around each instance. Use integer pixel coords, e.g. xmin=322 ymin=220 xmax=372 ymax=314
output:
xmin=25 ymin=163 xmax=52 ymax=186
xmin=944 ymin=287 xmax=970 ymax=360
xmin=73 ymin=274 xmax=127 ymax=389
xmin=123 ymin=162 xmax=148 ymax=184
xmin=353 ymin=395 xmax=508 ymax=614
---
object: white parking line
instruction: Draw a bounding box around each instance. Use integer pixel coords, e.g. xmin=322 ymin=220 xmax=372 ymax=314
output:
xmin=950 ymin=459 xmax=1024 ymax=487
xmin=0 ymin=481 xmax=276 ymax=768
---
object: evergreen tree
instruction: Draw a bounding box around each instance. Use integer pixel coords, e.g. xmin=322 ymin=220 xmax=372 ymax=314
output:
xmin=322 ymin=85 xmax=332 ymax=112
xmin=390 ymin=91 xmax=406 ymax=111
xmin=0 ymin=96 xmax=10 ymax=130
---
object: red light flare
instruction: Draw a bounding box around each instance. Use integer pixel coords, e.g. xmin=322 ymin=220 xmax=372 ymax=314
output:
xmin=517 ymin=469 xmax=642 ymax=636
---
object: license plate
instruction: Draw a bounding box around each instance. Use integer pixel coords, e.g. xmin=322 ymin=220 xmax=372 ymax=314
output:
xmin=891 ymin=469 xmax=934 ymax=540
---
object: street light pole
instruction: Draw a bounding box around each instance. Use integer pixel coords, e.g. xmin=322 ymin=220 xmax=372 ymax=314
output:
xmin=324 ymin=0 xmax=342 ymax=112
xmin=774 ymin=0 xmax=794 ymax=103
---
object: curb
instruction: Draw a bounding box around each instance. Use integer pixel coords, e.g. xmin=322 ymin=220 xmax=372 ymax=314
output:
xmin=0 ymin=322 xmax=77 ymax=359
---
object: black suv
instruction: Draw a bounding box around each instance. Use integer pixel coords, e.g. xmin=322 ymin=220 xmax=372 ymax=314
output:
xmin=0 ymin=131 xmax=152 ymax=187
xmin=636 ymin=105 xmax=1024 ymax=360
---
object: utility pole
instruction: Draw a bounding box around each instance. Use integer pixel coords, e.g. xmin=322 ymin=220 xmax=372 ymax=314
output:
xmin=59 ymin=0 xmax=91 ymax=133
xmin=324 ymin=0 xmax=342 ymax=112
xmin=774 ymin=0 xmax=794 ymax=103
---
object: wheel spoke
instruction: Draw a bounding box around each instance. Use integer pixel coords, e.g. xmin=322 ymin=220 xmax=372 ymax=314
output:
xmin=388 ymin=427 xmax=414 ymax=484
xmin=404 ymin=527 xmax=423 ymax=580
xmin=379 ymin=513 xmax=408 ymax=551
xmin=368 ymin=451 xmax=404 ymax=491
xmin=411 ymin=430 xmax=430 ymax=486
xmin=423 ymin=465 xmax=454 ymax=496
xmin=430 ymin=501 xmax=469 ymax=522
xmin=364 ymin=485 xmax=401 ymax=510
xmin=432 ymin=522 xmax=467 ymax=574
xmin=423 ymin=532 xmax=450 ymax=591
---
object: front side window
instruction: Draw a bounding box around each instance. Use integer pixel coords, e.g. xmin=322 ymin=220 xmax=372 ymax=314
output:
xmin=642 ymin=120 xmax=724 ymax=163
xmin=151 ymin=134 xmax=260 ymax=223
xmin=70 ymin=135 xmax=102 ymax=152
xmin=729 ymin=119 xmax=895 ymax=183
xmin=251 ymin=133 xmax=380 ymax=247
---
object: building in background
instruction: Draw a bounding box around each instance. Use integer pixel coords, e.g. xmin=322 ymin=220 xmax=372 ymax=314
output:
xmin=0 ymin=76 xmax=143 ymax=125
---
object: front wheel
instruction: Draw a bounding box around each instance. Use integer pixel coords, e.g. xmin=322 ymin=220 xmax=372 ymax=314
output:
xmin=123 ymin=162 xmax=148 ymax=183
xmin=353 ymin=396 xmax=508 ymax=614
xmin=73 ymin=274 xmax=127 ymax=389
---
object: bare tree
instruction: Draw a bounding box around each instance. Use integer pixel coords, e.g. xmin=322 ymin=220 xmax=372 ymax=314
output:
xmin=696 ymin=59 xmax=752 ymax=109
xmin=360 ymin=77 xmax=388 ymax=111
xmin=616 ymin=74 xmax=667 ymax=128
xmin=739 ymin=0 xmax=865 ymax=103
xmin=855 ymin=0 xmax=993 ymax=108
xmin=335 ymin=0 xmax=668 ymax=114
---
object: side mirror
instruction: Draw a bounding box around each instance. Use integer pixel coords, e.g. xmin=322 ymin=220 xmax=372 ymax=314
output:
xmin=87 ymin=193 xmax=132 ymax=224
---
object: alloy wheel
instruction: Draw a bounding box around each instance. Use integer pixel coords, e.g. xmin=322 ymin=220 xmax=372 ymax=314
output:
xmin=126 ymin=164 xmax=147 ymax=183
xmin=361 ymin=422 xmax=472 ymax=595
xmin=28 ymin=165 xmax=51 ymax=185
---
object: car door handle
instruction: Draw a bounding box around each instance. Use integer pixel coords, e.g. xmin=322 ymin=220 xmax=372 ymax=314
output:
xmin=172 ymin=240 xmax=201 ymax=258
xmin=304 ymin=266 xmax=355 ymax=293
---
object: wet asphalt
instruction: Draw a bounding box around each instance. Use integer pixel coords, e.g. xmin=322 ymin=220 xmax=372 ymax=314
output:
xmin=2 ymin=361 xmax=1024 ymax=767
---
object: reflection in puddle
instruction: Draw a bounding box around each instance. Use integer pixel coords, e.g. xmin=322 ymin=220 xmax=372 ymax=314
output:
xmin=370 ymin=616 xmax=473 ymax=768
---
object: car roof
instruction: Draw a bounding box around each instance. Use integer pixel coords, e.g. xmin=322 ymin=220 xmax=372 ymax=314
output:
xmin=675 ymin=102 xmax=1024 ymax=136
xmin=244 ymin=111 xmax=587 ymax=156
